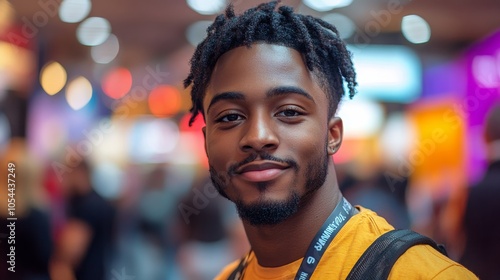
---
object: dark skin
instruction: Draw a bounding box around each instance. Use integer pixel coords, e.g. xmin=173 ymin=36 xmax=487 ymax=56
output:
xmin=202 ymin=43 xmax=345 ymax=267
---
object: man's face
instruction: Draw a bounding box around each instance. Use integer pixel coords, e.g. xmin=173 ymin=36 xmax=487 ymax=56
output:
xmin=203 ymin=44 xmax=341 ymax=225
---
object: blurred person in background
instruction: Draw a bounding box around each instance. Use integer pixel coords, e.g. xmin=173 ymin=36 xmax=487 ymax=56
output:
xmin=51 ymin=158 xmax=115 ymax=280
xmin=182 ymin=1 xmax=477 ymax=279
xmin=0 ymin=139 xmax=52 ymax=280
xmin=125 ymin=165 xmax=184 ymax=280
xmin=176 ymin=176 xmax=249 ymax=280
xmin=339 ymin=166 xmax=411 ymax=230
xmin=460 ymin=104 xmax=500 ymax=279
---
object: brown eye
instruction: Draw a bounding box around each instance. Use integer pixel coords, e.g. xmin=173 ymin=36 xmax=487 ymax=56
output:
xmin=281 ymin=110 xmax=299 ymax=117
xmin=277 ymin=108 xmax=301 ymax=117
xmin=217 ymin=114 xmax=243 ymax=123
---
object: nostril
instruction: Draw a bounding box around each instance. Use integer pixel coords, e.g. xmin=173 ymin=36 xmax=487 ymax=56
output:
xmin=241 ymin=145 xmax=253 ymax=152
xmin=262 ymin=143 xmax=276 ymax=150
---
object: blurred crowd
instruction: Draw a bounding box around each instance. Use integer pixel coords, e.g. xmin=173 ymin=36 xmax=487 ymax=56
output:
xmin=0 ymin=138 xmax=250 ymax=280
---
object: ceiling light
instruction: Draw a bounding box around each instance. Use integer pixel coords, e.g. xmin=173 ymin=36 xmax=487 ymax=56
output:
xmin=59 ymin=0 xmax=92 ymax=23
xmin=91 ymin=34 xmax=119 ymax=64
xmin=321 ymin=13 xmax=355 ymax=39
xmin=401 ymin=15 xmax=431 ymax=44
xmin=77 ymin=17 xmax=111 ymax=46
xmin=186 ymin=0 xmax=226 ymax=15
xmin=304 ymin=0 xmax=353 ymax=12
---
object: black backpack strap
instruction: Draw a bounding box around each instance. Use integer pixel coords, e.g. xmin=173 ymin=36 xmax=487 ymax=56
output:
xmin=346 ymin=229 xmax=447 ymax=280
xmin=227 ymin=250 xmax=252 ymax=280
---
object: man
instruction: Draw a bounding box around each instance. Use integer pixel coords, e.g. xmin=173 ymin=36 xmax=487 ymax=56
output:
xmin=184 ymin=1 xmax=477 ymax=279
xmin=461 ymin=104 xmax=500 ymax=279
xmin=52 ymin=160 xmax=115 ymax=280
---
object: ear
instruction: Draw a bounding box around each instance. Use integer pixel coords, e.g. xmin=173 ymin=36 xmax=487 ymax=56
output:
xmin=327 ymin=117 xmax=343 ymax=155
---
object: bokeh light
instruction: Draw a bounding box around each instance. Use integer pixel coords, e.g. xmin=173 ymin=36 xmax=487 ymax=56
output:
xmin=102 ymin=67 xmax=132 ymax=99
xmin=91 ymin=34 xmax=119 ymax=64
xmin=472 ymin=55 xmax=499 ymax=88
xmin=66 ymin=76 xmax=93 ymax=110
xmin=402 ymin=15 xmax=431 ymax=44
xmin=92 ymin=162 xmax=124 ymax=200
xmin=321 ymin=13 xmax=356 ymax=39
xmin=0 ymin=0 xmax=14 ymax=34
xmin=348 ymin=45 xmax=421 ymax=103
xmin=379 ymin=112 xmax=416 ymax=164
xmin=186 ymin=0 xmax=226 ymax=15
xmin=148 ymin=85 xmax=181 ymax=117
xmin=129 ymin=118 xmax=180 ymax=163
xmin=76 ymin=17 xmax=111 ymax=46
xmin=0 ymin=42 xmax=36 ymax=92
xmin=40 ymin=61 xmax=67 ymax=95
xmin=337 ymin=99 xmax=384 ymax=139
xmin=58 ymin=0 xmax=92 ymax=23
xmin=303 ymin=0 xmax=353 ymax=12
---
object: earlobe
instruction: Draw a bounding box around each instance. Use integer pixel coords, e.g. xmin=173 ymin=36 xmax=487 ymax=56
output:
xmin=327 ymin=117 xmax=343 ymax=155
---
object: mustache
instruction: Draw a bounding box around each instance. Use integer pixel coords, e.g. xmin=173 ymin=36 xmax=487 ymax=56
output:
xmin=228 ymin=152 xmax=298 ymax=175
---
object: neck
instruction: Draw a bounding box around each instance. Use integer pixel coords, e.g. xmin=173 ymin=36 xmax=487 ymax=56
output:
xmin=242 ymin=161 xmax=342 ymax=267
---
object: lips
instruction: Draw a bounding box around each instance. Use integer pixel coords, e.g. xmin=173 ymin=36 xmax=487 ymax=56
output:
xmin=236 ymin=161 xmax=289 ymax=182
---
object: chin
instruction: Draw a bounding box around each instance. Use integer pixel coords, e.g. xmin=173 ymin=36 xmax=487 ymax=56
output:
xmin=235 ymin=191 xmax=301 ymax=226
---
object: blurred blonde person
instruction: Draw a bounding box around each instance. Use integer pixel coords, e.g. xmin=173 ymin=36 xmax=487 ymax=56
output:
xmin=0 ymin=138 xmax=52 ymax=280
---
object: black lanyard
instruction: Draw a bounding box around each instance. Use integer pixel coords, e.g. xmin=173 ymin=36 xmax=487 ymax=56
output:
xmin=295 ymin=196 xmax=356 ymax=279
xmin=229 ymin=197 xmax=356 ymax=280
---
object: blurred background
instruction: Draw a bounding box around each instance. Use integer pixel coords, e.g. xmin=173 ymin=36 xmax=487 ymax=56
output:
xmin=1 ymin=0 xmax=500 ymax=279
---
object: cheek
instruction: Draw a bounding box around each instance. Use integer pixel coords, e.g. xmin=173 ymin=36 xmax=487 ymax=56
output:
xmin=205 ymin=133 xmax=236 ymax=168
xmin=279 ymin=122 xmax=326 ymax=156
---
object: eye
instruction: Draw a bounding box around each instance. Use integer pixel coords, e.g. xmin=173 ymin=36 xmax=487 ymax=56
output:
xmin=276 ymin=107 xmax=303 ymax=118
xmin=279 ymin=109 xmax=300 ymax=117
xmin=216 ymin=113 xmax=244 ymax=123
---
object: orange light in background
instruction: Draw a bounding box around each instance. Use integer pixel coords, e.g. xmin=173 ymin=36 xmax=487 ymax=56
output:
xmin=0 ymin=0 xmax=14 ymax=35
xmin=102 ymin=67 xmax=132 ymax=99
xmin=0 ymin=41 xmax=36 ymax=93
xmin=408 ymin=100 xmax=465 ymax=183
xmin=407 ymin=99 xmax=467 ymax=243
xmin=40 ymin=61 xmax=67 ymax=95
xmin=148 ymin=85 xmax=181 ymax=117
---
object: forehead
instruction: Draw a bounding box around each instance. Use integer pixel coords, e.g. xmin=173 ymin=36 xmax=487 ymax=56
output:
xmin=205 ymin=43 xmax=326 ymax=104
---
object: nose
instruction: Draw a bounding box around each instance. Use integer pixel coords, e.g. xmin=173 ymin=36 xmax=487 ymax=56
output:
xmin=239 ymin=112 xmax=279 ymax=153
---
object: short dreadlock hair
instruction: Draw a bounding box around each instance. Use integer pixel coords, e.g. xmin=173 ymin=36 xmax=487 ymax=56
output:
xmin=184 ymin=1 xmax=357 ymax=126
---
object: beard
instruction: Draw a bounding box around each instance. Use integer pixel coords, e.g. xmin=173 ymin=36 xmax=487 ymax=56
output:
xmin=209 ymin=143 xmax=330 ymax=226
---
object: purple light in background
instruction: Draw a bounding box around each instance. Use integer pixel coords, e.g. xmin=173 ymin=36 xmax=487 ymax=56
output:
xmin=422 ymin=61 xmax=466 ymax=100
xmin=27 ymin=89 xmax=100 ymax=160
xmin=464 ymin=29 xmax=500 ymax=184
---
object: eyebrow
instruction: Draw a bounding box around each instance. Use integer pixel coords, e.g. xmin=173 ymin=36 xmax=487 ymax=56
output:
xmin=266 ymin=86 xmax=314 ymax=102
xmin=206 ymin=86 xmax=315 ymax=114
xmin=207 ymin=92 xmax=245 ymax=114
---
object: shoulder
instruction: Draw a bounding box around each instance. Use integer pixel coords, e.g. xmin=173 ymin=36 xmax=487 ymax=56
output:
xmin=346 ymin=206 xmax=395 ymax=237
xmin=336 ymin=208 xmax=477 ymax=279
xmin=213 ymin=258 xmax=241 ymax=280
xmin=390 ymin=244 xmax=477 ymax=279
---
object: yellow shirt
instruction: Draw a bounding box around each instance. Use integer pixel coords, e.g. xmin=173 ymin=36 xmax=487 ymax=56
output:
xmin=215 ymin=207 xmax=477 ymax=279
